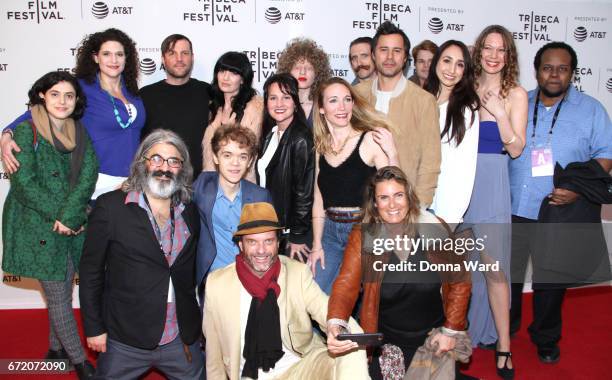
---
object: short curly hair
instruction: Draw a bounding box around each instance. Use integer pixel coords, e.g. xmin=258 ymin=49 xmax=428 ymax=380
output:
xmin=472 ymin=25 xmax=519 ymax=98
xmin=211 ymin=124 xmax=259 ymax=164
xmin=277 ymin=38 xmax=331 ymax=101
xmin=75 ymin=28 xmax=140 ymax=95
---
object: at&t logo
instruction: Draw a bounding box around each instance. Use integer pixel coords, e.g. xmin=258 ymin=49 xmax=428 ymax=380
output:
xmin=428 ymin=17 xmax=443 ymax=34
xmin=92 ymin=2 xmax=109 ymax=18
xmin=140 ymin=58 xmax=157 ymax=75
xmin=90 ymin=1 xmax=133 ymax=18
xmin=264 ymin=6 xmax=304 ymax=24
xmin=606 ymin=78 xmax=612 ymax=93
xmin=573 ymin=26 xmax=607 ymax=42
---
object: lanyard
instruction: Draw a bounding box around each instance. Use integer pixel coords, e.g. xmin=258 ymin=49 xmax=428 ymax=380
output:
xmin=143 ymin=193 xmax=175 ymax=255
xmin=531 ymin=90 xmax=565 ymax=139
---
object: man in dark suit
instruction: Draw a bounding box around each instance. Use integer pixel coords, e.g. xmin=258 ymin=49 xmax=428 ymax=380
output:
xmin=80 ymin=130 xmax=203 ymax=379
xmin=193 ymin=125 xmax=271 ymax=297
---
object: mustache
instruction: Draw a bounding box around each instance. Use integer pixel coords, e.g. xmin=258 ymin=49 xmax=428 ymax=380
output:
xmin=152 ymin=170 xmax=175 ymax=179
xmin=357 ymin=64 xmax=371 ymax=71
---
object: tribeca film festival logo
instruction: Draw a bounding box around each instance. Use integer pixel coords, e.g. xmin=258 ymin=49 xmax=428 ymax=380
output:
xmin=184 ymin=0 xmax=247 ymax=24
xmin=572 ymin=66 xmax=594 ymax=93
xmin=263 ymin=7 xmax=304 ymax=24
xmin=513 ymin=12 xmax=560 ymax=43
xmin=90 ymin=1 xmax=133 ymax=19
xmin=352 ymin=1 xmax=412 ymax=30
xmin=243 ymin=48 xmax=282 ymax=83
xmin=426 ymin=6 xmax=465 ymax=35
xmin=6 ymin=0 xmax=65 ymax=23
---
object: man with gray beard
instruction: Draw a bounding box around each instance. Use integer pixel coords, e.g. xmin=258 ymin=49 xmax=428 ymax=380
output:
xmin=79 ymin=129 xmax=204 ymax=379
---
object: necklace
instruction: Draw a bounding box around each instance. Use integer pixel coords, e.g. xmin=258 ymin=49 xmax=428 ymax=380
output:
xmin=108 ymin=93 xmax=134 ymax=129
xmin=330 ymin=132 xmax=354 ymax=156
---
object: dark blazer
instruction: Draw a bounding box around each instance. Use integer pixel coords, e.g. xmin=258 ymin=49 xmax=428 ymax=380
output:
xmin=257 ymin=119 xmax=314 ymax=244
xmin=193 ymin=171 xmax=272 ymax=287
xmin=79 ymin=190 xmax=201 ymax=350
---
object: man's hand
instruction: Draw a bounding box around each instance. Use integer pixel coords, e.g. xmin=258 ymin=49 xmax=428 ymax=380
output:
xmin=326 ymin=324 xmax=357 ymax=356
xmin=548 ymin=188 xmax=579 ymax=206
xmin=0 ymin=132 xmax=21 ymax=174
xmin=430 ymin=333 xmax=456 ymax=356
xmin=87 ymin=333 xmax=108 ymax=353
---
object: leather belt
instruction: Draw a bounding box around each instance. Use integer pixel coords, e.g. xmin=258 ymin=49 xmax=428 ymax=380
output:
xmin=325 ymin=209 xmax=363 ymax=223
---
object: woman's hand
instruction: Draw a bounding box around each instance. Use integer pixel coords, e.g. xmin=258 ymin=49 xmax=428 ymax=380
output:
xmin=289 ymin=242 xmax=310 ymax=263
xmin=372 ymin=127 xmax=395 ymax=154
xmin=327 ymin=324 xmax=358 ymax=356
xmin=430 ymin=332 xmax=456 ymax=356
xmin=53 ymin=221 xmax=74 ymax=236
xmin=308 ymin=246 xmax=325 ymax=276
xmin=481 ymin=90 xmax=506 ymax=119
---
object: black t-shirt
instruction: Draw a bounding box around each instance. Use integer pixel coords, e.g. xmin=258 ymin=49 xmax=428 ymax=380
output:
xmin=139 ymin=78 xmax=211 ymax=175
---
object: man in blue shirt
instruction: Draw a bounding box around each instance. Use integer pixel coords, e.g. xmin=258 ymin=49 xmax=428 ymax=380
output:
xmin=509 ymin=42 xmax=612 ymax=364
xmin=192 ymin=125 xmax=271 ymax=300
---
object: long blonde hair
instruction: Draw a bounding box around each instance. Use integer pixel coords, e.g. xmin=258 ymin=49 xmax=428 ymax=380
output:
xmin=313 ymin=77 xmax=394 ymax=154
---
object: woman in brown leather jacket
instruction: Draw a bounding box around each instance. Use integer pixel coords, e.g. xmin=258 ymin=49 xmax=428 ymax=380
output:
xmin=326 ymin=166 xmax=471 ymax=379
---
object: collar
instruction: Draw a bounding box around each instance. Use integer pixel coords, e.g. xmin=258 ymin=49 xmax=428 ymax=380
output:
xmin=530 ymin=85 xmax=579 ymax=107
xmin=125 ymin=190 xmax=185 ymax=213
xmin=371 ymin=74 xmax=407 ymax=98
xmin=216 ymin=180 xmax=242 ymax=201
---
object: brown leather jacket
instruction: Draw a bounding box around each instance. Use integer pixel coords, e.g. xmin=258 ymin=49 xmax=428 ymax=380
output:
xmin=327 ymin=223 xmax=471 ymax=333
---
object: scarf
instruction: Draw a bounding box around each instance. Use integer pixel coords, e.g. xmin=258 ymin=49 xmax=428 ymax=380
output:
xmin=236 ymin=254 xmax=283 ymax=379
xmin=30 ymin=104 xmax=86 ymax=189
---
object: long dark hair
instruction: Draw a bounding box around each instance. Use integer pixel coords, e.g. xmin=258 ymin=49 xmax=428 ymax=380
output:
xmin=261 ymin=73 xmax=307 ymax=144
xmin=209 ymin=51 xmax=256 ymax=123
xmin=426 ymin=40 xmax=480 ymax=145
xmin=75 ymin=28 xmax=139 ymax=95
xmin=28 ymin=71 xmax=87 ymax=120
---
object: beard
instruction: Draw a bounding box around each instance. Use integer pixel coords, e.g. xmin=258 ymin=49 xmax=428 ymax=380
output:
xmin=145 ymin=170 xmax=177 ymax=199
xmin=540 ymin=84 xmax=570 ymax=99
xmin=165 ymin=65 xmax=192 ymax=80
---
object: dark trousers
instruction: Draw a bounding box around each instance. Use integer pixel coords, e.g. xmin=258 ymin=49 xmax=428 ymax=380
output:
xmin=94 ymin=336 xmax=204 ymax=380
xmin=510 ymin=215 xmax=567 ymax=348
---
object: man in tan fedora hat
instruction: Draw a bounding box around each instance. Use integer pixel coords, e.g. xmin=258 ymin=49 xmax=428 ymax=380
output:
xmin=203 ymin=202 xmax=369 ymax=380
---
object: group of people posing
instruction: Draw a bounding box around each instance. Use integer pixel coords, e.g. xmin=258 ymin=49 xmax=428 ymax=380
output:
xmin=1 ymin=19 xmax=611 ymax=380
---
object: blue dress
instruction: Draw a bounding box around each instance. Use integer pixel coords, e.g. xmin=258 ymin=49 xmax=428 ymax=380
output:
xmin=463 ymin=121 xmax=512 ymax=347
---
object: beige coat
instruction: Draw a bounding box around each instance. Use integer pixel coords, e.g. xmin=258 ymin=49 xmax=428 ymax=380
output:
xmin=203 ymin=255 xmax=368 ymax=380
xmin=353 ymin=76 xmax=441 ymax=206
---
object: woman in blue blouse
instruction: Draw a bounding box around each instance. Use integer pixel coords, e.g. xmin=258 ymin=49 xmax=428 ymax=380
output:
xmin=1 ymin=28 xmax=145 ymax=199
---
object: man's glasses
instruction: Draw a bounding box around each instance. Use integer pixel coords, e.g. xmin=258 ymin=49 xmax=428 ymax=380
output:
xmin=143 ymin=154 xmax=183 ymax=168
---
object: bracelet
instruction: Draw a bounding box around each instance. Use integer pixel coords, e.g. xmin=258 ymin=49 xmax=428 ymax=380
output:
xmin=327 ymin=318 xmax=351 ymax=333
xmin=312 ymin=216 xmax=325 ymax=219
xmin=440 ymin=326 xmax=464 ymax=337
xmin=2 ymin=129 xmax=13 ymax=138
xmin=311 ymin=247 xmax=323 ymax=253
xmin=502 ymin=134 xmax=516 ymax=145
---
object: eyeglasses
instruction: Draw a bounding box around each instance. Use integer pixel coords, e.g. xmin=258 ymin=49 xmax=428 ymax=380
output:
xmin=143 ymin=154 xmax=183 ymax=168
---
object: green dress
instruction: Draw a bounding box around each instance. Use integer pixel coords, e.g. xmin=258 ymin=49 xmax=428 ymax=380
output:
xmin=2 ymin=121 xmax=99 ymax=281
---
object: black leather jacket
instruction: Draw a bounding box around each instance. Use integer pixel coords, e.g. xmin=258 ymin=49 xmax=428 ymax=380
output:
xmin=257 ymin=119 xmax=315 ymax=244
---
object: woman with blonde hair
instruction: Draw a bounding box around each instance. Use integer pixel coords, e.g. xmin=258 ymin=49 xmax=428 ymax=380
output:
xmin=310 ymin=77 xmax=399 ymax=293
xmin=466 ymin=24 xmax=528 ymax=379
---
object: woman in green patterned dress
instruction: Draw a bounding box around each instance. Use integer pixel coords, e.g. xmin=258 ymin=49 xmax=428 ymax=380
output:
xmin=2 ymin=71 xmax=98 ymax=379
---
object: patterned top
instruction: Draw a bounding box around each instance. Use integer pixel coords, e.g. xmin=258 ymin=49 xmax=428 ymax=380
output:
xmin=125 ymin=191 xmax=190 ymax=345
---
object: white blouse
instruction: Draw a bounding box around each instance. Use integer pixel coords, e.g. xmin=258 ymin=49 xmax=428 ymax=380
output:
xmin=430 ymin=101 xmax=479 ymax=227
xmin=257 ymin=126 xmax=284 ymax=188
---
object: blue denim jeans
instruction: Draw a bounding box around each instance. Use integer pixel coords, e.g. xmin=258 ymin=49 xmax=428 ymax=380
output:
xmin=314 ymin=218 xmax=356 ymax=294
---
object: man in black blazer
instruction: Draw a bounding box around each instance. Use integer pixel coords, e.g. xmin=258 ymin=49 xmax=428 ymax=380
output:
xmin=80 ymin=130 xmax=203 ymax=379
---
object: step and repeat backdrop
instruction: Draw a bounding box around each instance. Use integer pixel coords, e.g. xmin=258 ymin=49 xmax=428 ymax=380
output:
xmin=0 ymin=0 xmax=610 ymax=308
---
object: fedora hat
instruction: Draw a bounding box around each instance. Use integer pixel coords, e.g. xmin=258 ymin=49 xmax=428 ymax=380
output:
xmin=233 ymin=202 xmax=284 ymax=241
